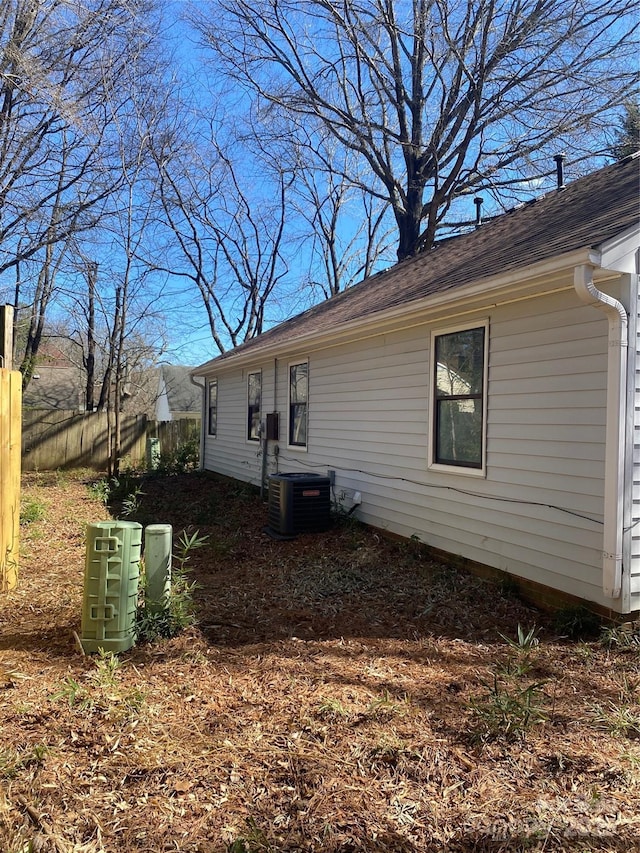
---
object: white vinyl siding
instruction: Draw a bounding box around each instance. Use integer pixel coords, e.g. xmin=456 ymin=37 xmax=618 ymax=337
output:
xmin=203 ymin=365 xmax=274 ymax=484
xmin=155 ymin=379 xmax=171 ymax=422
xmin=201 ymin=287 xmax=619 ymax=610
xmin=629 ymin=283 xmax=640 ymax=609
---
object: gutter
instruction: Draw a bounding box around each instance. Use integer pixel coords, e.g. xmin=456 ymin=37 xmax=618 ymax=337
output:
xmin=189 ymin=373 xmax=206 ymax=472
xmin=574 ymin=263 xmax=628 ymax=599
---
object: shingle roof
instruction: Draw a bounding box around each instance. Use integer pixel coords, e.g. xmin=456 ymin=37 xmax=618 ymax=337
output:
xmin=22 ymin=365 xmax=84 ymax=410
xmin=205 ymin=154 xmax=640 ymax=367
xmin=160 ymin=365 xmax=201 ymax=413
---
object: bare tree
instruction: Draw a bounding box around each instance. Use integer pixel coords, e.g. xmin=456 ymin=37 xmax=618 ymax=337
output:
xmin=291 ymin=145 xmax=394 ymax=298
xmin=16 ymin=128 xmax=85 ymax=387
xmin=0 ymin=0 xmax=158 ymax=273
xmin=83 ymin=260 xmax=98 ymax=413
xmin=153 ymin=121 xmax=295 ymax=354
xmin=196 ymin=0 xmax=639 ymax=259
xmin=1 ymin=0 xmax=173 ymax=426
xmin=79 ymin=74 xmax=170 ymax=473
xmin=612 ymin=102 xmax=640 ymax=160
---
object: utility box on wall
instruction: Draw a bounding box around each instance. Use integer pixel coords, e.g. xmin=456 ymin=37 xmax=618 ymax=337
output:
xmin=266 ymin=412 xmax=279 ymax=441
xmin=267 ymin=472 xmax=331 ymax=538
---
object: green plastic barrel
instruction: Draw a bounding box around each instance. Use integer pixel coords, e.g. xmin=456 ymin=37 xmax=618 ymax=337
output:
xmin=144 ymin=523 xmax=172 ymax=614
xmin=146 ymin=437 xmax=160 ymax=471
xmin=81 ymin=521 xmax=142 ymax=654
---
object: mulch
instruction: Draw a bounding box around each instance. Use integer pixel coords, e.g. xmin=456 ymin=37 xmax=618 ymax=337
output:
xmin=0 ymin=471 xmax=639 ymax=852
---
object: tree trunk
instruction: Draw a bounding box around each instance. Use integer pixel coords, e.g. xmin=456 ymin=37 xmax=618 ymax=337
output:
xmin=84 ymin=262 xmax=98 ymax=411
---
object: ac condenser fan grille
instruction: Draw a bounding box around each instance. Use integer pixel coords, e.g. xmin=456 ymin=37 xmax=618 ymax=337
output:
xmin=267 ymin=473 xmax=331 ymax=538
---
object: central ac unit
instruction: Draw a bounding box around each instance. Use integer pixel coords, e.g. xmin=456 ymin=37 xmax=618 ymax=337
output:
xmin=267 ymin=472 xmax=331 ymax=538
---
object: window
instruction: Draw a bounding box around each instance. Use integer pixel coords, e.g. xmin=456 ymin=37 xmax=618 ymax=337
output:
xmin=288 ymin=361 xmax=308 ymax=447
xmin=207 ymin=379 xmax=218 ymax=437
xmin=247 ymin=371 xmax=261 ymax=441
xmin=432 ymin=324 xmax=487 ymax=471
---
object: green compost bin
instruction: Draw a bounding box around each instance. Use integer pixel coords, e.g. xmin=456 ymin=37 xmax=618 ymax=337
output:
xmin=81 ymin=521 xmax=142 ymax=654
xmin=146 ymin=436 xmax=160 ymax=471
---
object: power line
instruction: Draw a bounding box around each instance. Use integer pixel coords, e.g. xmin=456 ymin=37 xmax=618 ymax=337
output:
xmin=275 ymin=452 xmax=605 ymax=527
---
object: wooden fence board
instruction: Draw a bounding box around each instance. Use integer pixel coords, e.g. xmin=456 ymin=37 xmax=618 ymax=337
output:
xmin=21 ymin=411 xmax=200 ymax=471
xmin=154 ymin=418 xmax=200 ymax=451
xmin=1 ymin=369 xmax=21 ymax=592
xmin=21 ymin=411 xmax=148 ymax=471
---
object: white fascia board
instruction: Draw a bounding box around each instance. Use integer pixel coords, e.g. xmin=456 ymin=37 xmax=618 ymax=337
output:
xmin=192 ymin=246 xmax=601 ymax=376
xmin=597 ymin=223 xmax=640 ymax=274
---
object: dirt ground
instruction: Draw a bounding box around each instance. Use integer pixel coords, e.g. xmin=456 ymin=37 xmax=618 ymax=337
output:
xmin=1 ymin=470 xmax=639 ymax=853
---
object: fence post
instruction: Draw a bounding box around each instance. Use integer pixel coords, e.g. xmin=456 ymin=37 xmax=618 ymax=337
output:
xmin=1 ymin=369 xmax=22 ymax=592
xmin=0 ymin=305 xmax=13 ymax=371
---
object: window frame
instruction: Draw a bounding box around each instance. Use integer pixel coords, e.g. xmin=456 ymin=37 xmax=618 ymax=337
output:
xmin=207 ymin=378 xmax=218 ymax=437
xmin=428 ymin=320 xmax=489 ymax=477
xmin=247 ymin=370 xmax=262 ymax=442
xmin=287 ymin=359 xmax=309 ymax=450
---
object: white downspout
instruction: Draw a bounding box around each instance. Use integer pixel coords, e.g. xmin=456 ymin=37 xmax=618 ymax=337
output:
xmin=574 ymin=264 xmax=628 ymax=599
xmin=190 ymin=374 xmax=206 ymax=472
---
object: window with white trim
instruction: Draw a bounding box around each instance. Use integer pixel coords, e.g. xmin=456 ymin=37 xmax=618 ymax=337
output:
xmin=288 ymin=361 xmax=308 ymax=447
xmin=247 ymin=371 xmax=261 ymax=441
xmin=431 ymin=323 xmax=487 ymax=471
xmin=207 ymin=379 xmax=218 ymax=437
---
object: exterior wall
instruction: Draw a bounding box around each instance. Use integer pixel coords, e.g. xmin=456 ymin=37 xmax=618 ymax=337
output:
xmin=203 ymin=362 xmax=276 ymax=483
xmin=203 ymin=289 xmax=620 ymax=610
xmin=156 ymin=379 xmax=172 ymax=421
xmin=629 ymin=279 xmax=640 ymax=610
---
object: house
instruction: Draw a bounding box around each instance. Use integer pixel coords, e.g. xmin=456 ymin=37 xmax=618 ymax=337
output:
xmin=193 ymin=154 xmax=640 ymax=616
xmin=155 ymin=365 xmax=201 ymax=421
xmin=22 ymin=341 xmax=159 ymax=416
xmin=22 ymin=342 xmax=86 ymax=411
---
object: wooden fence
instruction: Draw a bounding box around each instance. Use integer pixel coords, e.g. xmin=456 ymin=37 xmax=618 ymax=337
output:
xmin=21 ymin=410 xmax=200 ymax=472
xmin=1 ymin=369 xmax=22 ymax=592
xmin=150 ymin=417 xmax=200 ymax=455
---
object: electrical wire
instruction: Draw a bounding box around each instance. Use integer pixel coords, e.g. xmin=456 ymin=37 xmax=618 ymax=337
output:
xmin=275 ymin=452 xmax=606 ymax=527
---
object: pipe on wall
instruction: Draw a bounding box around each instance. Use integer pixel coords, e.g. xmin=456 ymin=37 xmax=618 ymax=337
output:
xmin=573 ymin=264 xmax=628 ymax=599
xmin=189 ymin=373 xmax=206 ymax=471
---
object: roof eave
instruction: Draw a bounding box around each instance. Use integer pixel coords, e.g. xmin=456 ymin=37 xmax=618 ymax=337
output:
xmin=192 ymin=245 xmax=602 ymax=376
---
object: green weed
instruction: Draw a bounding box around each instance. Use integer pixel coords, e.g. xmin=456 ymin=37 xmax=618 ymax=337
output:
xmin=51 ymin=675 xmax=92 ymax=710
xmin=0 ymin=744 xmax=48 ymax=779
xmin=86 ymin=649 xmax=121 ymax=689
xmin=87 ymin=472 xmax=144 ymax=516
xmin=498 ymin=624 xmax=540 ymax=676
xmin=317 ymin=697 xmax=349 ymax=719
xmin=591 ymin=702 xmax=640 ymax=739
xmin=365 ymin=690 xmax=407 ymax=718
xmin=228 ymin=817 xmax=274 ymax=852
xmin=601 ymin=621 xmax=640 ymax=650
xmin=87 ymin=477 xmax=110 ymax=504
xmin=51 ymin=651 xmax=144 ymax=720
xmin=20 ymin=495 xmax=46 ymax=525
xmin=154 ymin=438 xmax=200 ymax=476
xmin=499 ymin=624 xmax=540 ymax=652
xmin=469 ymin=674 xmax=547 ymax=742
xmin=120 ymin=483 xmax=145 ymax=517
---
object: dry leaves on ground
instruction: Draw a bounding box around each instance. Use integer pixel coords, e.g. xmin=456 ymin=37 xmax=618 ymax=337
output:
xmin=1 ymin=471 xmax=639 ymax=852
